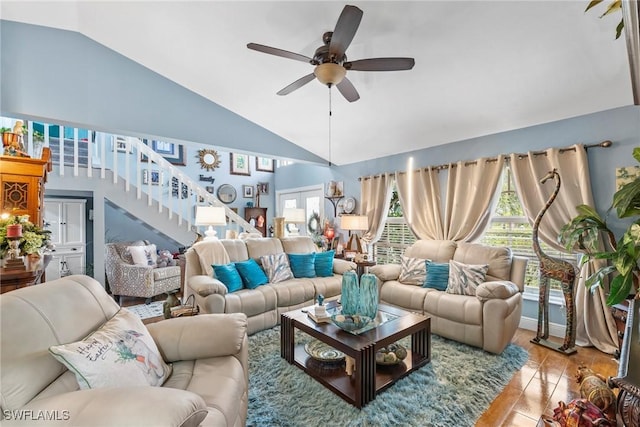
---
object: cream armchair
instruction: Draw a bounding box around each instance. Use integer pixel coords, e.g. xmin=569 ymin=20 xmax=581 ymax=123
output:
xmin=0 ymin=275 xmax=248 ymax=427
xmin=106 ymin=241 xmax=181 ymax=303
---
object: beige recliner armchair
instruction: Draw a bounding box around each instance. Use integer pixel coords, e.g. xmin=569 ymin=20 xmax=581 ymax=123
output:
xmin=0 ymin=275 xmax=248 ymax=426
xmin=106 ymin=241 xmax=181 ymax=303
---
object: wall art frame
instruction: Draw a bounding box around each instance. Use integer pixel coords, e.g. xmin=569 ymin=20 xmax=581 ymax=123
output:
xmin=142 ymin=139 xmax=187 ymax=166
xmin=256 ymin=157 xmax=275 ymax=172
xmin=142 ymin=169 xmax=161 ymax=185
xmin=257 ymin=182 xmax=269 ymax=195
xmin=230 ymin=153 xmax=250 ymax=176
xmin=243 ymin=185 xmax=254 ymax=198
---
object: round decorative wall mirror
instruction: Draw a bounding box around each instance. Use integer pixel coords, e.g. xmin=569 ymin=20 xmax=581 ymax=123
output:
xmin=198 ymin=149 xmax=221 ymax=171
xmin=217 ymin=184 xmax=237 ymax=204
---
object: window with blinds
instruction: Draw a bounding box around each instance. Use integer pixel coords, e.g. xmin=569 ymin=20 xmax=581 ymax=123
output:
xmin=478 ymin=166 xmax=577 ymax=293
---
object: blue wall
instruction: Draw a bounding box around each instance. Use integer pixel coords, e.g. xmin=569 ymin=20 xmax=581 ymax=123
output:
xmin=277 ymin=105 xmax=640 ymax=238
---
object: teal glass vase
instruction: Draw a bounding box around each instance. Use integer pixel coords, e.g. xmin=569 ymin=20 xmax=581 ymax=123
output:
xmin=340 ymin=271 xmax=360 ymax=315
xmin=359 ymin=274 xmax=379 ymax=319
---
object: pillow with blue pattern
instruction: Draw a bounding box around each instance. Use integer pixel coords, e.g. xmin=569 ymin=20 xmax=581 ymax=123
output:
xmin=446 ymin=260 xmax=489 ymax=296
xmin=235 ymin=259 xmax=269 ymax=289
xmin=260 ymin=253 xmax=294 ymax=284
xmin=288 ymin=253 xmax=317 ymax=278
xmin=212 ymin=263 xmax=243 ymax=292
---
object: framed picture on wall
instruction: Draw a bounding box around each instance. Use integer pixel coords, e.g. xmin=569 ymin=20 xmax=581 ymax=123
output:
xmin=243 ymin=185 xmax=254 ymax=198
xmin=230 ymin=153 xmax=250 ymax=176
xmin=257 ymin=182 xmax=269 ymax=195
xmin=142 ymin=140 xmax=187 ymax=166
xmin=112 ymin=136 xmax=133 ymax=154
xmin=142 ymin=169 xmax=161 ymax=185
xmin=256 ymin=157 xmax=275 ymax=172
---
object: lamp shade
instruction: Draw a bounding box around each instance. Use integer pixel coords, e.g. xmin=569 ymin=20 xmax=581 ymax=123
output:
xmin=283 ymin=208 xmax=306 ymax=224
xmin=195 ymin=206 xmax=226 ymax=240
xmin=340 ymin=215 xmax=369 ymax=231
xmin=195 ymin=206 xmax=227 ymax=226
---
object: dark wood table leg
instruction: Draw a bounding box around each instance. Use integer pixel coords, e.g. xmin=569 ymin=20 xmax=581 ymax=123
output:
xmin=411 ymin=325 xmax=431 ymax=364
xmin=354 ymin=344 xmax=376 ymax=408
xmin=280 ymin=314 xmax=294 ymax=363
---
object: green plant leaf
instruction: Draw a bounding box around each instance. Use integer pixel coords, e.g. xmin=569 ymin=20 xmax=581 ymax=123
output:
xmin=585 ymin=0 xmax=604 ymax=12
xmin=585 ymin=264 xmax=616 ymax=288
xmin=613 ymin=179 xmax=640 ymax=218
xmin=633 ymin=147 xmax=640 ymax=164
xmin=606 ymin=273 xmax=634 ymax=305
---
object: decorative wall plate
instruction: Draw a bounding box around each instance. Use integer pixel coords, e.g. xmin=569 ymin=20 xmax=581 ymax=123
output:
xmin=217 ymin=184 xmax=237 ymax=204
xmin=197 ymin=149 xmax=221 ymax=171
xmin=343 ymin=197 xmax=356 ymax=214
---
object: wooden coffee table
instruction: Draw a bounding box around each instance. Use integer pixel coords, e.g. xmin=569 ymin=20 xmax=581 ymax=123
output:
xmin=281 ymin=303 xmax=431 ymax=408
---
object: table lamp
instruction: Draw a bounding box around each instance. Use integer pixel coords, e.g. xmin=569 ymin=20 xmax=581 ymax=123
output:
xmin=283 ymin=208 xmax=306 ymax=236
xmin=340 ymin=215 xmax=369 ymax=253
xmin=195 ymin=206 xmax=227 ymax=240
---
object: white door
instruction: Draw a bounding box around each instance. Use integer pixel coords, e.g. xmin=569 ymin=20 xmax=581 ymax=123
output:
xmin=276 ymin=185 xmax=324 ymax=236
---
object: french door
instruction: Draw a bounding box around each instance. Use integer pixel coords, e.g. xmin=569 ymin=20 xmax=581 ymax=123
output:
xmin=275 ymin=185 xmax=324 ymax=236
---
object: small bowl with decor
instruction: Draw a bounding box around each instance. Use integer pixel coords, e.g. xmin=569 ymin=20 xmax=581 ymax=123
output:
xmin=330 ymin=313 xmax=372 ymax=332
xmin=376 ymin=343 xmax=408 ymax=365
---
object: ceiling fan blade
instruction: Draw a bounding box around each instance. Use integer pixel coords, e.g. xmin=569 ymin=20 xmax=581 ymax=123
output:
xmin=336 ymin=77 xmax=360 ymax=102
xmin=247 ymin=43 xmax=312 ymax=64
xmin=277 ymin=73 xmax=316 ymax=96
xmin=329 ymin=5 xmax=363 ymax=58
xmin=345 ymin=58 xmax=415 ymax=71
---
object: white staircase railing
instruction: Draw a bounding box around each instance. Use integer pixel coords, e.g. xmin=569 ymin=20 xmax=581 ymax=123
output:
xmin=17 ymin=120 xmax=260 ymax=237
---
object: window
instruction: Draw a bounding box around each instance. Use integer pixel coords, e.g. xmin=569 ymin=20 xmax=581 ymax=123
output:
xmin=479 ymin=166 xmax=577 ymax=296
xmin=374 ymin=186 xmax=417 ymax=264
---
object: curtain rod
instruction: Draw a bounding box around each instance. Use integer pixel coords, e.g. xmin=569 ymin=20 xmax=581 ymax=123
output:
xmin=358 ymin=140 xmax=612 ymax=181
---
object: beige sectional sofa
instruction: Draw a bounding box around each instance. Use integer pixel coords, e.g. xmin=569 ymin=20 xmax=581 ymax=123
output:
xmin=184 ymin=236 xmax=356 ymax=335
xmin=370 ymin=240 xmax=527 ymax=354
xmin=0 ymin=275 xmax=248 ymax=427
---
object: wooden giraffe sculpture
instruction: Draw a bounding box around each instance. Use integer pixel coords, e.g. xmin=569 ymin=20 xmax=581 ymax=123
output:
xmin=531 ymin=168 xmax=578 ymax=354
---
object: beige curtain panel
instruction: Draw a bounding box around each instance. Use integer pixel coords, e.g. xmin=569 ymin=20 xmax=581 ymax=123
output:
xmin=395 ymin=167 xmax=444 ymax=240
xmin=509 ymin=145 xmax=618 ymax=354
xmin=444 ymin=157 xmax=504 ymax=242
xmin=360 ymin=173 xmax=393 ymax=245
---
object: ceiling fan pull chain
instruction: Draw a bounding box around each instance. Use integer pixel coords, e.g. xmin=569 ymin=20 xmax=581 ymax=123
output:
xmin=328 ymin=87 xmax=332 ymax=166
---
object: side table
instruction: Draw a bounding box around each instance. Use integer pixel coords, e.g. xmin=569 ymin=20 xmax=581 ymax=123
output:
xmin=354 ymin=260 xmax=376 ymax=278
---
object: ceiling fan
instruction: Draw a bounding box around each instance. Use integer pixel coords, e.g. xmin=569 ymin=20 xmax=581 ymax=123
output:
xmin=247 ymin=5 xmax=415 ymax=102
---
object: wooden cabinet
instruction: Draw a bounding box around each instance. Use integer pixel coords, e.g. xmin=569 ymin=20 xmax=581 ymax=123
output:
xmin=0 ymin=148 xmax=51 ymax=226
xmin=244 ymin=207 xmax=267 ymax=237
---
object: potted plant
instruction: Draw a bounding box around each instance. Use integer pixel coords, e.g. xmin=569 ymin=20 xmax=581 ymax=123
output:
xmin=0 ymin=126 xmax=19 ymax=148
xmin=0 ymin=214 xmax=52 ymax=258
xmin=560 ymin=147 xmax=640 ymax=306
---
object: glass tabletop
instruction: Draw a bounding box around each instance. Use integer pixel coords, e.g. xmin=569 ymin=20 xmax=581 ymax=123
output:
xmin=325 ymin=305 xmax=399 ymax=335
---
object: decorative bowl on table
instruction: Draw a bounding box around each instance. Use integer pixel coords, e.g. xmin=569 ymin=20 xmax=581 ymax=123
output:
xmin=330 ymin=313 xmax=372 ymax=332
xmin=376 ymin=343 xmax=408 ymax=365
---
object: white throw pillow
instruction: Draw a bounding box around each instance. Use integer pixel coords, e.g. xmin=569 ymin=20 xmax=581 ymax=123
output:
xmin=49 ymin=308 xmax=172 ymax=389
xmin=398 ymin=256 xmax=428 ymax=285
xmin=128 ymin=244 xmax=157 ymax=266
xmin=446 ymin=259 xmax=489 ymax=296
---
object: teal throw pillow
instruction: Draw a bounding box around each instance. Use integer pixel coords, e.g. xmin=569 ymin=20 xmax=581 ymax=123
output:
xmin=235 ymin=259 xmax=269 ymax=289
xmin=212 ymin=263 xmax=243 ymax=292
xmin=288 ymin=253 xmax=317 ymax=278
xmin=423 ymin=261 xmax=449 ymax=291
xmin=314 ymin=250 xmax=335 ymax=277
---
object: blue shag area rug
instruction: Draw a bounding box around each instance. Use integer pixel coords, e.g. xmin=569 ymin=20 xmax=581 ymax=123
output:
xmin=247 ymin=327 xmax=528 ymax=427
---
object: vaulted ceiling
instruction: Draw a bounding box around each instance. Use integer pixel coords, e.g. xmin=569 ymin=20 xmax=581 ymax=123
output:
xmin=1 ymin=1 xmax=633 ymax=165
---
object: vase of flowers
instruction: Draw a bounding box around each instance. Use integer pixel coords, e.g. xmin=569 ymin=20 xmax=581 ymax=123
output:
xmin=0 ymin=214 xmax=52 ymax=259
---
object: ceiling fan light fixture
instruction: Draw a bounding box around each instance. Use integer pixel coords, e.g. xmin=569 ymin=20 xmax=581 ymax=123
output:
xmin=314 ymin=63 xmax=346 ymax=86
